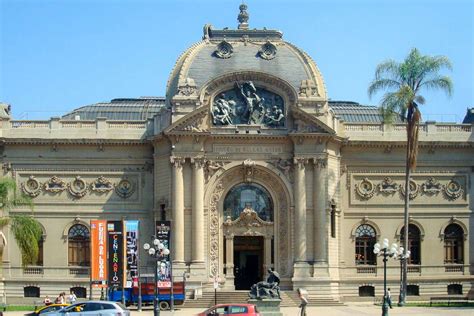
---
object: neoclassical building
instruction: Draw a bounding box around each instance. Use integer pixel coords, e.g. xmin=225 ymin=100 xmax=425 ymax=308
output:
xmin=1 ymin=5 xmax=473 ymax=304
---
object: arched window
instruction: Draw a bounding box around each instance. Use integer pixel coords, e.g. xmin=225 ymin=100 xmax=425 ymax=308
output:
xmin=37 ymin=236 xmax=44 ymax=266
xmin=355 ymin=224 xmax=376 ymax=265
xmin=400 ymin=224 xmax=421 ymax=265
xmin=68 ymin=224 xmax=90 ymax=266
xmin=444 ymin=224 xmax=464 ymax=264
xmin=223 ymin=183 xmax=273 ymax=221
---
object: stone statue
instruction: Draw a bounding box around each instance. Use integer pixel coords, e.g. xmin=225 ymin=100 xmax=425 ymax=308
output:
xmin=248 ymin=269 xmax=281 ymax=299
xmin=212 ymin=93 xmax=235 ymax=125
xmin=236 ymin=81 xmax=265 ymax=124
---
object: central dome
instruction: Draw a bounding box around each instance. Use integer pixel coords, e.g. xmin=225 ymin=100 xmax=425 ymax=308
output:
xmin=166 ymin=6 xmax=327 ymax=105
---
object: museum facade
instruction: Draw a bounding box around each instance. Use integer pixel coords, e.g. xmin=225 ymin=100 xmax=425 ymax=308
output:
xmin=1 ymin=5 xmax=473 ymax=303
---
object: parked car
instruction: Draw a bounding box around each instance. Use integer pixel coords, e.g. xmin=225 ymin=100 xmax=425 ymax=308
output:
xmin=25 ymin=304 xmax=69 ymax=316
xmin=43 ymin=301 xmax=130 ymax=316
xmin=197 ymin=303 xmax=261 ymax=316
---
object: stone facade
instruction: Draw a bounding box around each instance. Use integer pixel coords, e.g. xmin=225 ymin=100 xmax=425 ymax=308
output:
xmin=0 ymin=7 xmax=473 ymax=304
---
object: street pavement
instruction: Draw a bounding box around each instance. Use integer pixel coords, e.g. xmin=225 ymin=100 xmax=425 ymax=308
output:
xmin=6 ymin=303 xmax=474 ymax=316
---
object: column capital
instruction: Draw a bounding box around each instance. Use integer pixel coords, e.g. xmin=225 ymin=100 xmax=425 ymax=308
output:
xmin=293 ymin=157 xmax=308 ymax=168
xmin=191 ymin=157 xmax=205 ymax=168
xmin=314 ymin=157 xmax=327 ymax=169
xmin=170 ymin=156 xmax=185 ymax=168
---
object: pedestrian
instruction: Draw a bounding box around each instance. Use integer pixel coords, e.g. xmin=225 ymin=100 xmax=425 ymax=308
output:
xmin=55 ymin=292 xmax=65 ymax=304
xmin=387 ymin=288 xmax=393 ymax=309
xmin=43 ymin=295 xmax=52 ymax=305
xmin=68 ymin=290 xmax=77 ymax=304
xmin=298 ymin=288 xmax=308 ymax=316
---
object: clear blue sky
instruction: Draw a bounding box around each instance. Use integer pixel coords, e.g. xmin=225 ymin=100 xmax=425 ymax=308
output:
xmin=1 ymin=0 xmax=473 ymax=121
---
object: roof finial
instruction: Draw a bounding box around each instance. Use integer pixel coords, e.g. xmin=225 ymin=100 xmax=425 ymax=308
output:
xmin=238 ymin=2 xmax=249 ymax=30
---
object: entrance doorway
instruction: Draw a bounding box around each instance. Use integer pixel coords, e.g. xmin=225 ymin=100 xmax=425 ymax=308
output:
xmin=233 ymin=236 xmax=263 ymax=290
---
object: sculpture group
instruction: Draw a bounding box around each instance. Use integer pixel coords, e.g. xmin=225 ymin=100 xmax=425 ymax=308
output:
xmin=212 ymin=81 xmax=285 ymax=127
xmin=248 ymin=269 xmax=281 ymax=299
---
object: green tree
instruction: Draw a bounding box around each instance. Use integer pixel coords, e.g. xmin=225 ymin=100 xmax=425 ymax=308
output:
xmin=368 ymin=48 xmax=453 ymax=305
xmin=0 ymin=177 xmax=43 ymax=266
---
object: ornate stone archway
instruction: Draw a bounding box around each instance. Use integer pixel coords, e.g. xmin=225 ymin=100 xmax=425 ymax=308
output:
xmin=206 ymin=162 xmax=293 ymax=283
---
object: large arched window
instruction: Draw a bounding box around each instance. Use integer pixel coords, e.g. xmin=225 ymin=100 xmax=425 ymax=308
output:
xmin=400 ymin=224 xmax=421 ymax=265
xmin=223 ymin=183 xmax=273 ymax=221
xmin=444 ymin=224 xmax=464 ymax=264
xmin=68 ymin=224 xmax=90 ymax=266
xmin=355 ymin=224 xmax=376 ymax=265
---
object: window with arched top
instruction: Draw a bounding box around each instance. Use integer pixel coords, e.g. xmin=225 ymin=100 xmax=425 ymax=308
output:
xmin=400 ymin=224 xmax=421 ymax=265
xmin=68 ymin=224 xmax=90 ymax=266
xmin=444 ymin=224 xmax=464 ymax=264
xmin=223 ymin=183 xmax=273 ymax=221
xmin=355 ymin=224 xmax=376 ymax=265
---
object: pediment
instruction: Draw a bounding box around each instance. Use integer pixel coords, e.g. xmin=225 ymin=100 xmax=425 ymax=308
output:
xmin=164 ymin=106 xmax=209 ymax=134
xmin=290 ymin=106 xmax=335 ymax=135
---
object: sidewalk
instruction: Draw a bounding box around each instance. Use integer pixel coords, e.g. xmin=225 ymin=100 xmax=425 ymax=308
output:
xmin=4 ymin=304 xmax=473 ymax=316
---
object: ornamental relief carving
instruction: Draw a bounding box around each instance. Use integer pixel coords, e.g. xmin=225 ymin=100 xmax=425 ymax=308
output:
xmin=211 ymin=81 xmax=285 ymax=127
xmin=19 ymin=175 xmax=137 ymax=199
xmin=352 ymin=175 xmax=466 ymax=203
xmin=21 ymin=175 xmax=41 ymax=197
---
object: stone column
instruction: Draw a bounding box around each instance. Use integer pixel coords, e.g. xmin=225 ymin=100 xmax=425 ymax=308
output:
xmin=294 ymin=158 xmax=307 ymax=262
xmin=313 ymin=158 xmax=328 ymax=265
xmin=224 ymin=234 xmax=235 ymax=288
xmin=191 ymin=157 xmax=205 ymax=263
xmin=171 ymin=157 xmax=185 ymax=263
xmin=263 ymin=235 xmax=273 ymax=278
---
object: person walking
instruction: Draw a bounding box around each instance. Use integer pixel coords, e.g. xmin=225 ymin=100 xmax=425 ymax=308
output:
xmin=298 ymin=288 xmax=308 ymax=316
xmin=43 ymin=295 xmax=52 ymax=305
xmin=68 ymin=291 xmax=77 ymax=304
xmin=387 ymin=288 xmax=393 ymax=309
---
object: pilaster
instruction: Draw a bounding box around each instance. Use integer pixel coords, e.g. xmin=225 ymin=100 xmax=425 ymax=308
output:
xmin=171 ymin=156 xmax=185 ymax=264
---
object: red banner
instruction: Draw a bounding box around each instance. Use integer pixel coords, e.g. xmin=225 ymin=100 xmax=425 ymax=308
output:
xmin=91 ymin=220 xmax=107 ymax=288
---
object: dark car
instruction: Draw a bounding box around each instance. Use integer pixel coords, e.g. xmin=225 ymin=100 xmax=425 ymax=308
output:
xmin=197 ymin=303 xmax=261 ymax=316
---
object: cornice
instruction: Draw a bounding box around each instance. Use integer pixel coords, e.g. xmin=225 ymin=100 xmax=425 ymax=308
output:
xmin=343 ymin=140 xmax=473 ymax=149
xmin=1 ymin=138 xmax=149 ymax=146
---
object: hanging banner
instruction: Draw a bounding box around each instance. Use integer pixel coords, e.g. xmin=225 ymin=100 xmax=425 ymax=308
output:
xmin=125 ymin=220 xmax=139 ymax=288
xmin=91 ymin=220 xmax=107 ymax=288
xmin=155 ymin=221 xmax=171 ymax=288
xmin=107 ymin=220 xmax=125 ymax=288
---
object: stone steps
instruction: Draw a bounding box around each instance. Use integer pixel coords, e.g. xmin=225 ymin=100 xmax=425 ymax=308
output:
xmin=182 ymin=290 xmax=344 ymax=308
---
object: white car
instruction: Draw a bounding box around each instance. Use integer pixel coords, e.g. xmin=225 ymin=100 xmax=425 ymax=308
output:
xmin=43 ymin=301 xmax=130 ymax=316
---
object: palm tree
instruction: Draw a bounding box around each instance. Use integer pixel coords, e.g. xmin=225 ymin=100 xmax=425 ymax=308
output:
xmin=0 ymin=177 xmax=43 ymax=266
xmin=368 ymin=48 xmax=453 ymax=305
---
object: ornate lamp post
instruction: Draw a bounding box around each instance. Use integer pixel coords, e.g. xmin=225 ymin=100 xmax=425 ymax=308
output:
xmin=144 ymin=238 xmax=170 ymax=316
xmin=373 ymin=238 xmax=399 ymax=316
xmin=394 ymin=247 xmax=411 ymax=306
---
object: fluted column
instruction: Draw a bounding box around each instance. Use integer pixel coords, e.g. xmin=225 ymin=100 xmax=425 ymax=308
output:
xmin=313 ymin=158 xmax=327 ymax=264
xmin=191 ymin=157 xmax=205 ymax=263
xmin=294 ymin=157 xmax=307 ymax=262
xmin=171 ymin=157 xmax=185 ymax=263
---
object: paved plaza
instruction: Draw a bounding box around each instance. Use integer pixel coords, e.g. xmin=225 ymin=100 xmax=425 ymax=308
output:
xmin=6 ymin=304 xmax=474 ymax=316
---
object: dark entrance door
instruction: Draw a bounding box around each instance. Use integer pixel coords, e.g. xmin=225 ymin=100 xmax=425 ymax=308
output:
xmin=233 ymin=236 xmax=263 ymax=290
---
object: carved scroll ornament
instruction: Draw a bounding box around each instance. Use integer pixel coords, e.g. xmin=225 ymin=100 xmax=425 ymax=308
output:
xmin=90 ymin=176 xmax=114 ymax=193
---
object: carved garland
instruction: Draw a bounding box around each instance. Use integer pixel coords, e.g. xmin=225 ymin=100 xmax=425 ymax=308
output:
xmin=67 ymin=176 xmax=88 ymax=198
xmin=443 ymin=179 xmax=463 ymax=200
xmin=90 ymin=176 xmax=114 ymax=193
xmin=400 ymin=179 xmax=420 ymax=200
xmin=21 ymin=176 xmax=41 ymax=197
xmin=44 ymin=176 xmax=67 ymax=193
xmin=355 ymin=178 xmax=376 ymax=199
xmin=421 ymin=177 xmax=442 ymax=195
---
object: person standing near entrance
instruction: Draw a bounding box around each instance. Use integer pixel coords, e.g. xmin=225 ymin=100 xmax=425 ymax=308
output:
xmin=298 ymin=288 xmax=308 ymax=316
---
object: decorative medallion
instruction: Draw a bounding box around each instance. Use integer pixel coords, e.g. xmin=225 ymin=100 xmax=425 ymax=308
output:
xmin=377 ymin=177 xmax=399 ymax=195
xmin=421 ymin=177 xmax=442 ymax=195
xmin=43 ymin=176 xmax=67 ymax=193
xmin=215 ymin=41 xmax=233 ymax=59
xmin=258 ymin=41 xmax=277 ymax=60
xmin=67 ymin=176 xmax=88 ymax=198
xmin=21 ymin=175 xmax=41 ymax=197
xmin=90 ymin=176 xmax=114 ymax=193
xmin=355 ymin=178 xmax=375 ymax=199
xmin=176 ymin=77 xmax=197 ymax=96
xmin=115 ymin=179 xmax=135 ymax=199
xmin=443 ymin=179 xmax=463 ymax=200
xmin=400 ymin=179 xmax=419 ymax=200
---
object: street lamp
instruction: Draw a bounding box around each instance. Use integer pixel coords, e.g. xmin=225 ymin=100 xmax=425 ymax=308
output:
xmin=394 ymin=246 xmax=411 ymax=306
xmin=144 ymin=238 xmax=170 ymax=316
xmin=373 ymin=238 xmax=398 ymax=316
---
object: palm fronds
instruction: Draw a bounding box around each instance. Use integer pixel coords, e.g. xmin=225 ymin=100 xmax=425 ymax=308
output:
xmin=11 ymin=215 xmax=42 ymax=266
